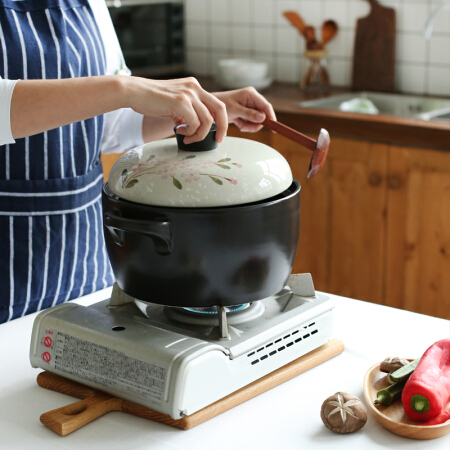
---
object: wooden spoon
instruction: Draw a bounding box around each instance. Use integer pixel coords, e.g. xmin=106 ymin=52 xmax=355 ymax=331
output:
xmin=303 ymin=25 xmax=323 ymax=50
xmin=321 ymin=20 xmax=338 ymax=46
xmin=283 ymin=11 xmax=306 ymax=36
xmin=263 ymin=118 xmax=330 ymax=178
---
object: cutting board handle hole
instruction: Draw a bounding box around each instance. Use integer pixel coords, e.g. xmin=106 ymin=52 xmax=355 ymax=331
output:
xmin=65 ymin=404 xmax=88 ymax=416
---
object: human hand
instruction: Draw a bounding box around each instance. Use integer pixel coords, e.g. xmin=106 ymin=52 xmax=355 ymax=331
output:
xmin=123 ymin=77 xmax=228 ymax=144
xmin=212 ymin=87 xmax=276 ymax=132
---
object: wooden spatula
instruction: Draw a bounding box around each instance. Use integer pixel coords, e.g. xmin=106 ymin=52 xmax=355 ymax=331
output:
xmin=263 ymin=118 xmax=329 ymax=178
xmin=283 ymin=11 xmax=306 ymax=36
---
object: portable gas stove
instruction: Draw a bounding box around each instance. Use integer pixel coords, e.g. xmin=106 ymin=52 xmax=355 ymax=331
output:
xmin=30 ymin=274 xmax=334 ymax=420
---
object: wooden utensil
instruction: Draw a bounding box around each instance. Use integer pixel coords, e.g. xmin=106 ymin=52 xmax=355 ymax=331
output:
xmin=321 ymin=20 xmax=338 ymax=46
xmin=37 ymin=339 xmax=345 ymax=435
xmin=263 ymin=118 xmax=329 ymax=178
xmin=304 ymin=25 xmax=321 ymax=50
xmin=283 ymin=11 xmax=306 ymax=36
xmin=363 ymin=362 xmax=450 ymax=440
xmin=352 ymin=0 xmax=396 ymax=92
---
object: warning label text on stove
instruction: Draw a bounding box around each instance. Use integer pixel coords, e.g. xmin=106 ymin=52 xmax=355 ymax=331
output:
xmin=52 ymin=333 xmax=166 ymax=404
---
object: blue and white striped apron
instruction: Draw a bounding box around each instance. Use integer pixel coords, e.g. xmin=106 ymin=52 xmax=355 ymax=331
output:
xmin=0 ymin=0 xmax=114 ymax=323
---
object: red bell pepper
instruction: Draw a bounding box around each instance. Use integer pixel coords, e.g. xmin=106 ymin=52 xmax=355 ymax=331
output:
xmin=420 ymin=408 xmax=450 ymax=426
xmin=402 ymin=339 xmax=450 ymax=422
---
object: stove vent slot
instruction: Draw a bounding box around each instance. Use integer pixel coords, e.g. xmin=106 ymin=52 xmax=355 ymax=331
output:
xmin=248 ymin=321 xmax=319 ymax=366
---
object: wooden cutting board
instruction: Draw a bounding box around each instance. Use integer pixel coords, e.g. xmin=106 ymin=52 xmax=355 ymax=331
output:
xmin=351 ymin=0 xmax=396 ymax=92
xmin=37 ymin=339 xmax=344 ymax=436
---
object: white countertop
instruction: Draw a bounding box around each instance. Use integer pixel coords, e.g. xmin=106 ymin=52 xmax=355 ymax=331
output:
xmin=1 ymin=288 xmax=449 ymax=450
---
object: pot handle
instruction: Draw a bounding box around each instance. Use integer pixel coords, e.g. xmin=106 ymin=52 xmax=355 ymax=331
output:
xmin=104 ymin=212 xmax=172 ymax=255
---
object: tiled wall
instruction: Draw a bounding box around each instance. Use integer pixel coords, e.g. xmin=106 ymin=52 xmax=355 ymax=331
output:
xmin=184 ymin=0 xmax=450 ymax=95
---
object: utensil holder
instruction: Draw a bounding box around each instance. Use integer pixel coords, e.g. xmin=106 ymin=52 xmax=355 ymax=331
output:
xmin=301 ymin=50 xmax=329 ymax=91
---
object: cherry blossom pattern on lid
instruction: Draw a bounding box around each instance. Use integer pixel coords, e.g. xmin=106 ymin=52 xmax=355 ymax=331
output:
xmin=120 ymin=154 xmax=242 ymax=190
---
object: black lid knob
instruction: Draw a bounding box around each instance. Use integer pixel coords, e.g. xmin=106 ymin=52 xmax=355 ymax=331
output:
xmin=174 ymin=123 xmax=218 ymax=152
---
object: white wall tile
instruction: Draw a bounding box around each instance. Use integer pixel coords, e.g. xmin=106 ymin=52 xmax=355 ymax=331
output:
xmin=326 ymin=30 xmax=349 ymax=58
xmin=253 ymin=53 xmax=276 ymax=78
xmin=211 ymin=51 xmax=232 ymax=77
xmin=295 ymin=0 xmax=325 ymax=28
xmin=185 ymin=0 xmax=208 ymax=23
xmin=253 ymin=0 xmax=275 ymax=25
xmin=276 ymin=27 xmax=299 ymax=55
xmin=275 ymin=0 xmax=297 ymax=26
xmin=186 ymin=23 xmax=209 ymax=49
xmin=231 ymin=0 xmax=251 ymax=25
xmin=186 ymin=50 xmax=211 ymax=76
xmin=328 ymin=58 xmax=351 ymax=87
xmin=323 ymin=1 xmax=348 ymax=28
xmin=344 ymin=28 xmax=356 ymax=59
xmin=211 ymin=25 xmax=230 ymax=51
xmin=253 ymin=26 xmax=275 ymax=53
xmin=426 ymin=6 xmax=450 ymax=34
xmin=398 ymin=62 xmax=426 ymax=94
xmin=276 ymin=55 xmax=300 ymax=83
xmin=397 ymin=33 xmax=427 ymax=63
xmin=231 ymin=25 xmax=252 ymax=52
xmin=427 ymin=66 xmax=450 ymax=95
xmin=429 ymin=35 xmax=450 ymax=65
xmin=401 ymin=3 xmax=429 ymax=32
xmin=210 ymin=0 xmax=229 ymax=24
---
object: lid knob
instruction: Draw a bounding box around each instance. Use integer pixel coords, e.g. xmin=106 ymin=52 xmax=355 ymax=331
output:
xmin=174 ymin=123 xmax=218 ymax=152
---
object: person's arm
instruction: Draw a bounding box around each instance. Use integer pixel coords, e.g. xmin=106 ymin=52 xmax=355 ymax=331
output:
xmin=140 ymin=85 xmax=278 ymax=143
xmin=10 ymin=75 xmax=228 ymax=144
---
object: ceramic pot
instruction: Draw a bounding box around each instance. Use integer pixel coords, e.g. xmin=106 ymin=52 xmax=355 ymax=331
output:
xmin=102 ymin=180 xmax=301 ymax=307
xmin=103 ymin=126 xmax=301 ymax=307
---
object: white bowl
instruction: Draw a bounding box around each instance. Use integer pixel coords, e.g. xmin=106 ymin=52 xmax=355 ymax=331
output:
xmin=217 ymin=59 xmax=269 ymax=83
xmin=215 ymin=75 xmax=272 ymax=91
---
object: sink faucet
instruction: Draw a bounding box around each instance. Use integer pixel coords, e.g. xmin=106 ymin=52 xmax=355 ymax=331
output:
xmin=424 ymin=0 xmax=450 ymax=39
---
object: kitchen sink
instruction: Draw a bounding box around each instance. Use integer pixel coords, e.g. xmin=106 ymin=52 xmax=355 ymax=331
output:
xmin=297 ymin=92 xmax=450 ymax=122
xmin=415 ymin=107 xmax=450 ymax=122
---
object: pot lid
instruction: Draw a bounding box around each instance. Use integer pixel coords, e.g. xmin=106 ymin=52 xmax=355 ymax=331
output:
xmin=108 ymin=125 xmax=293 ymax=208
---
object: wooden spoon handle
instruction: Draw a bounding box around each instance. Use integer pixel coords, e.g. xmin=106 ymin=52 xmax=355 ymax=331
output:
xmin=262 ymin=118 xmax=317 ymax=151
xmin=40 ymin=394 xmax=122 ymax=436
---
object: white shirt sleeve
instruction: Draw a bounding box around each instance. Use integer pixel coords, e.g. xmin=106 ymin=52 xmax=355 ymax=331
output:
xmin=0 ymin=1 xmax=144 ymax=153
xmin=90 ymin=0 xmax=144 ymax=154
xmin=0 ymin=78 xmax=18 ymax=146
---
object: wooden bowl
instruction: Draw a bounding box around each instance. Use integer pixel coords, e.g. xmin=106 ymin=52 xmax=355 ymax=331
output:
xmin=363 ymin=362 xmax=450 ymax=440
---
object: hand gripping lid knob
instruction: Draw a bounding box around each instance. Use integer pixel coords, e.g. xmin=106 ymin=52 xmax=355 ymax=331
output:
xmin=174 ymin=123 xmax=219 ymax=152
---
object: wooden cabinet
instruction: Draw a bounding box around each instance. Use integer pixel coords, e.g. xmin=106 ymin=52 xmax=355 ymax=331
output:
xmin=385 ymin=147 xmax=450 ymax=319
xmin=228 ymin=125 xmax=450 ymax=320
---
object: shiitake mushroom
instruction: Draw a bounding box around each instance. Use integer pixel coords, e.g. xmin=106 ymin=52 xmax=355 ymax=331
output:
xmin=320 ymin=392 xmax=367 ymax=434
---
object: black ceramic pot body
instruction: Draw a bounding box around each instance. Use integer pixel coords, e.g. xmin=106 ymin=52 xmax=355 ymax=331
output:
xmin=102 ymin=180 xmax=301 ymax=307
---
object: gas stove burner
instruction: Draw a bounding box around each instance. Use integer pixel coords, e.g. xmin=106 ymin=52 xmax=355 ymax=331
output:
xmin=164 ymin=301 xmax=265 ymax=332
xmin=183 ymin=304 xmax=250 ymax=314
